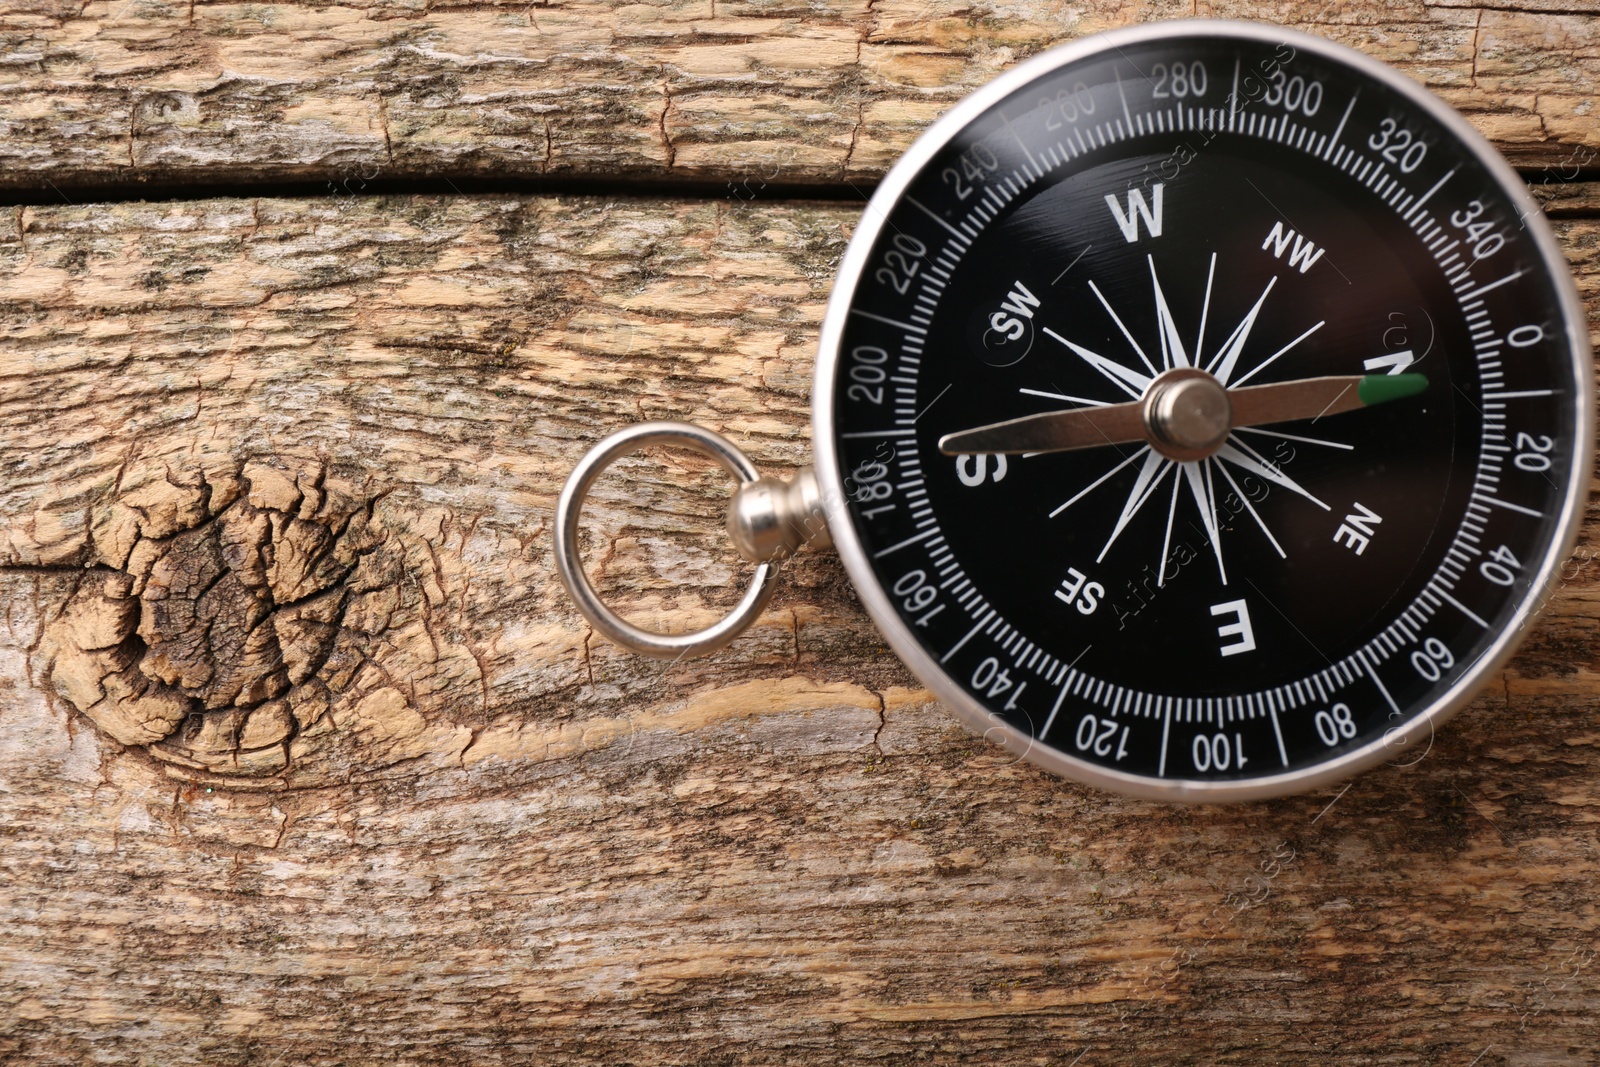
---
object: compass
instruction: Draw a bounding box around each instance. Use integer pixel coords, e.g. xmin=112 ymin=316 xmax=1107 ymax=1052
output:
xmin=558 ymin=21 xmax=1591 ymax=802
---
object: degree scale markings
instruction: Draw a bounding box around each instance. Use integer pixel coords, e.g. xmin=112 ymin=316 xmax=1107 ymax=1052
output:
xmin=836 ymin=39 xmax=1571 ymax=780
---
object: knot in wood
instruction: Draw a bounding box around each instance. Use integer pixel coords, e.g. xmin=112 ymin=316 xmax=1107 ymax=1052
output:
xmin=46 ymin=461 xmax=400 ymax=784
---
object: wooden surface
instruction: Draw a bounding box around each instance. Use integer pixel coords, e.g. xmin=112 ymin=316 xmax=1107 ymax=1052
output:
xmin=1 ymin=2 xmax=1599 ymax=1064
xmin=2 ymin=0 xmax=1600 ymax=194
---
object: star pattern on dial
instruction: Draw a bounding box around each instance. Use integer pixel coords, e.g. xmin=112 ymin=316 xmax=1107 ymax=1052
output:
xmin=1037 ymin=253 xmax=1344 ymax=586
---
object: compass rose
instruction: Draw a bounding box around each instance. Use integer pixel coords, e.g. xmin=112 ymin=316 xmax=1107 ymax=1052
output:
xmin=940 ymin=254 xmax=1425 ymax=587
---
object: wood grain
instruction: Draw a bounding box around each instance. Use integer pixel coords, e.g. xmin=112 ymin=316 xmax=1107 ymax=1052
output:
xmin=2 ymin=0 xmax=1599 ymax=196
xmin=0 ymin=190 xmax=1598 ymax=1063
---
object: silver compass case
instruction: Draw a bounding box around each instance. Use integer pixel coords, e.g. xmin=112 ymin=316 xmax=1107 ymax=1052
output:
xmin=811 ymin=21 xmax=1593 ymax=802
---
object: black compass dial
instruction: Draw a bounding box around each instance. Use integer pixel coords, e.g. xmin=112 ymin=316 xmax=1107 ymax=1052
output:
xmin=818 ymin=24 xmax=1589 ymax=799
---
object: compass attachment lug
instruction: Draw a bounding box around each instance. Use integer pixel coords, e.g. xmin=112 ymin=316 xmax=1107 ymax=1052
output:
xmin=727 ymin=466 xmax=834 ymax=562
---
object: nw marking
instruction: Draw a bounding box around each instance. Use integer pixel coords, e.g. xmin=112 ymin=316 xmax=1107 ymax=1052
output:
xmin=1261 ymin=221 xmax=1326 ymax=273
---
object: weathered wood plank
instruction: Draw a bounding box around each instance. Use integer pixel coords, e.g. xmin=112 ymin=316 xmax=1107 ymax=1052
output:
xmin=1 ymin=0 xmax=1598 ymax=194
xmin=0 ymin=191 xmax=1597 ymax=1063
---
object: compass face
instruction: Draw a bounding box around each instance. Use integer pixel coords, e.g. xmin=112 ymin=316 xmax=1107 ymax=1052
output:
xmin=813 ymin=22 xmax=1591 ymax=801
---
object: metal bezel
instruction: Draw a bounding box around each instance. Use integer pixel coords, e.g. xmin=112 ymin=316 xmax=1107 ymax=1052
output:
xmin=809 ymin=20 xmax=1594 ymax=802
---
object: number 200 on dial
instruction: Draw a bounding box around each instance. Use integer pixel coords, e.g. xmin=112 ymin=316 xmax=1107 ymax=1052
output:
xmin=813 ymin=22 xmax=1592 ymax=801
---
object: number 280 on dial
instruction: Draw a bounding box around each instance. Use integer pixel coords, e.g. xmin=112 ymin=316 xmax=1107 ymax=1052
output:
xmin=813 ymin=21 xmax=1592 ymax=801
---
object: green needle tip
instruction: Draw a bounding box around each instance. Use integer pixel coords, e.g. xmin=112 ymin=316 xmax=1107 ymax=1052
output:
xmin=1358 ymin=372 xmax=1429 ymax=407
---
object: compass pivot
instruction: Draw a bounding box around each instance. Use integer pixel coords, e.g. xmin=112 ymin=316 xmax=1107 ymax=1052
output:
xmin=1144 ymin=368 xmax=1232 ymax=461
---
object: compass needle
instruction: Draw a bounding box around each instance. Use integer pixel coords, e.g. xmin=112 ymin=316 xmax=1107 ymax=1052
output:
xmin=585 ymin=22 xmax=1599 ymax=800
xmin=941 ymin=373 xmax=1430 ymax=456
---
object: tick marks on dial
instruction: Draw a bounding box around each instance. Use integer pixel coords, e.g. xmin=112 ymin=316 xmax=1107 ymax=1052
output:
xmin=830 ymin=28 xmax=1583 ymax=794
xmin=1320 ymin=91 xmax=1360 ymax=161
xmin=906 ymin=194 xmax=972 ymax=242
xmin=852 ymin=308 xmax=927 ymax=335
